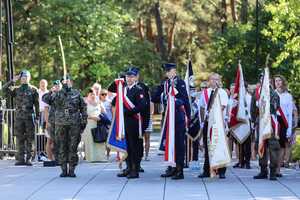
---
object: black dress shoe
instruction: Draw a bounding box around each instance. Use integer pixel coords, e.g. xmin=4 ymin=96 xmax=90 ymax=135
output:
xmin=233 ymin=163 xmax=241 ymax=168
xmin=139 ymin=167 xmax=145 ymax=173
xmin=161 ymin=167 xmax=176 ymax=178
xmin=15 ymin=160 xmax=26 ymax=166
xmin=127 ymin=172 xmax=139 ymax=179
xmin=171 ymin=171 xmax=184 ymax=180
xmin=245 ymin=163 xmax=251 ymax=169
xmin=25 ymin=160 xmax=33 ymax=166
xmin=253 ymin=173 xmax=268 ymax=179
xmin=117 ymin=170 xmax=129 ymax=178
xmin=276 ymin=173 xmax=283 ymax=178
xmin=219 ymin=174 xmax=226 ymax=179
xmin=198 ymin=173 xmax=210 ymax=178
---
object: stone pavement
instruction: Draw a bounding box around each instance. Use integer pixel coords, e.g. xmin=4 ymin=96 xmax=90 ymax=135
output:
xmin=1 ymin=133 xmax=300 ymax=200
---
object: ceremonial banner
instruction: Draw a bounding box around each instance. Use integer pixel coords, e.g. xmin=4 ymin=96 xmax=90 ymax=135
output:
xmin=258 ymin=68 xmax=272 ymax=157
xmin=107 ymin=79 xmax=127 ymax=157
xmin=185 ymin=59 xmax=200 ymax=141
xmin=229 ymin=63 xmax=251 ymax=143
xmin=159 ymin=81 xmax=177 ymax=165
xmin=208 ymin=92 xmax=231 ymax=171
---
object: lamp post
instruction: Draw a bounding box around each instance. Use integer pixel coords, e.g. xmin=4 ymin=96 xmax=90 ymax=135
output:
xmin=255 ymin=0 xmax=259 ymax=69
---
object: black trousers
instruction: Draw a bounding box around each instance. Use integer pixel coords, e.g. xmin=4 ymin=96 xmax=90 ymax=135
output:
xmin=202 ymin=121 xmax=226 ymax=175
xmin=238 ymin=136 xmax=251 ymax=166
xmin=125 ymin=118 xmax=140 ymax=172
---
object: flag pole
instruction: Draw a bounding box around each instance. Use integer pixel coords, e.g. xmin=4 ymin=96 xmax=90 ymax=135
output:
xmin=58 ymin=35 xmax=67 ymax=80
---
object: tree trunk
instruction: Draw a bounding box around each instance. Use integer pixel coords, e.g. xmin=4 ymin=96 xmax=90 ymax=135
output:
xmin=137 ymin=18 xmax=144 ymax=40
xmin=240 ymin=0 xmax=248 ymax=24
xmin=221 ymin=0 xmax=227 ymax=33
xmin=146 ymin=17 xmax=154 ymax=43
xmin=230 ymin=0 xmax=237 ymax=22
xmin=167 ymin=14 xmax=177 ymax=57
xmin=153 ymin=2 xmax=167 ymax=61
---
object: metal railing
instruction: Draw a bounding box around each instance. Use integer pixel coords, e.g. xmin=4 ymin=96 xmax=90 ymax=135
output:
xmin=0 ymin=108 xmax=16 ymax=157
xmin=0 ymin=105 xmax=47 ymax=160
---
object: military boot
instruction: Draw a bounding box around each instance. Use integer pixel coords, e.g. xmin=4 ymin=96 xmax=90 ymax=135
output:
xmin=269 ymin=168 xmax=277 ymax=181
xmin=60 ymin=164 xmax=68 ymax=177
xmin=161 ymin=166 xmax=176 ymax=178
xmin=253 ymin=169 xmax=268 ymax=179
xmin=68 ymin=165 xmax=76 ymax=177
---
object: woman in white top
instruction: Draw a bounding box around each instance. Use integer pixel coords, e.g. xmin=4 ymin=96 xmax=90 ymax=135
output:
xmin=274 ymin=75 xmax=293 ymax=174
xmin=83 ymin=89 xmax=108 ymax=162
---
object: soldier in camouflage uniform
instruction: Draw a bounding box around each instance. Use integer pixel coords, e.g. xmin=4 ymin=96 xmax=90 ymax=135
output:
xmin=43 ymin=75 xmax=87 ymax=177
xmin=44 ymin=80 xmax=61 ymax=162
xmin=3 ymin=70 xmax=39 ymax=166
xmin=252 ymin=76 xmax=281 ymax=181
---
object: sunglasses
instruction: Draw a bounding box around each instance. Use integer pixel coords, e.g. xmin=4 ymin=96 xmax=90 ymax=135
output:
xmin=100 ymin=93 xmax=107 ymax=96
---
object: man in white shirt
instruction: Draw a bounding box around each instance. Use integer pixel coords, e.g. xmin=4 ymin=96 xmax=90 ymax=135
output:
xmin=38 ymin=79 xmax=49 ymax=133
xmin=197 ymin=73 xmax=229 ymax=179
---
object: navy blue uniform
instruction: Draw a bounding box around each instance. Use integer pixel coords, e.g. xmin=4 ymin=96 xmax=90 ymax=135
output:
xmin=152 ymin=76 xmax=190 ymax=170
xmin=108 ymin=81 xmax=147 ymax=177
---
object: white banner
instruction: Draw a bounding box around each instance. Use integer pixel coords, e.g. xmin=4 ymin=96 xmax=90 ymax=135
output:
xmin=208 ymin=93 xmax=231 ymax=171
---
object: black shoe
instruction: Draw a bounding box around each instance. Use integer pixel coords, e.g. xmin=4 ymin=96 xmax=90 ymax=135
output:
xmin=219 ymin=174 xmax=226 ymax=179
xmin=15 ymin=160 xmax=26 ymax=166
xmin=253 ymin=173 xmax=268 ymax=179
xmin=127 ymin=171 xmax=139 ymax=179
xmin=60 ymin=171 xmax=68 ymax=177
xmin=269 ymin=174 xmax=277 ymax=181
xmin=171 ymin=171 xmax=184 ymax=180
xmin=139 ymin=167 xmax=145 ymax=173
xmin=276 ymin=173 xmax=283 ymax=178
xmin=68 ymin=172 xmax=76 ymax=177
xmin=198 ymin=173 xmax=210 ymax=178
xmin=25 ymin=160 xmax=32 ymax=166
xmin=161 ymin=167 xmax=176 ymax=178
xmin=117 ymin=169 xmax=129 ymax=178
xmin=245 ymin=163 xmax=251 ymax=169
xmin=233 ymin=163 xmax=241 ymax=168
xmin=59 ymin=165 xmax=68 ymax=178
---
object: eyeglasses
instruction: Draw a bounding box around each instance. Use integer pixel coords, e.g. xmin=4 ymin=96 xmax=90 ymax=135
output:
xmin=100 ymin=93 xmax=107 ymax=96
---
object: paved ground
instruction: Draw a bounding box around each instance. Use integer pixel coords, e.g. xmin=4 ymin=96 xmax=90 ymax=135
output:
xmin=1 ymin=133 xmax=300 ymax=200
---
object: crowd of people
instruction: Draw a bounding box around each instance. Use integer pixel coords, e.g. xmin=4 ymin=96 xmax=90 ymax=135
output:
xmin=2 ymin=64 xmax=299 ymax=181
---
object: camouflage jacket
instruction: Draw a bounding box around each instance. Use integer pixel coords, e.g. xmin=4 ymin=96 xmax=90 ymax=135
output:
xmin=42 ymin=88 xmax=87 ymax=126
xmin=3 ymin=81 xmax=39 ymax=120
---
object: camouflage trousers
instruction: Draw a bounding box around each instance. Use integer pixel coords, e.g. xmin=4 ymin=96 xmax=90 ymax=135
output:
xmin=259 ymin=137 xmax=280 ymax=174
xmin=14 ymin=118 xmax=35 ymax=161
xmin=56 ymin=124 xmax=81 ymax=166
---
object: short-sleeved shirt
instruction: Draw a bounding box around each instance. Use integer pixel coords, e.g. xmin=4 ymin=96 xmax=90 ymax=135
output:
xmin=198 ymin=88 xmax=229 ymax=119
xmin=39 ymin=89 xmax=49 ymax=112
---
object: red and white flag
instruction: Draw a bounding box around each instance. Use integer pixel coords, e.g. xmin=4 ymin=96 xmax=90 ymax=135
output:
xmin=159 ymin=80 xmax=178 ymax=165
xmin=258 ymin=68 xmax=273 ymax=157
xmin=229 ymin=63 xmax=251 ymax=143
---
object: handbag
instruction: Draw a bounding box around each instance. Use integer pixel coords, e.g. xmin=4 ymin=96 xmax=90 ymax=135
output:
xmin=91 ymin=123 xmax=109 ymax=143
